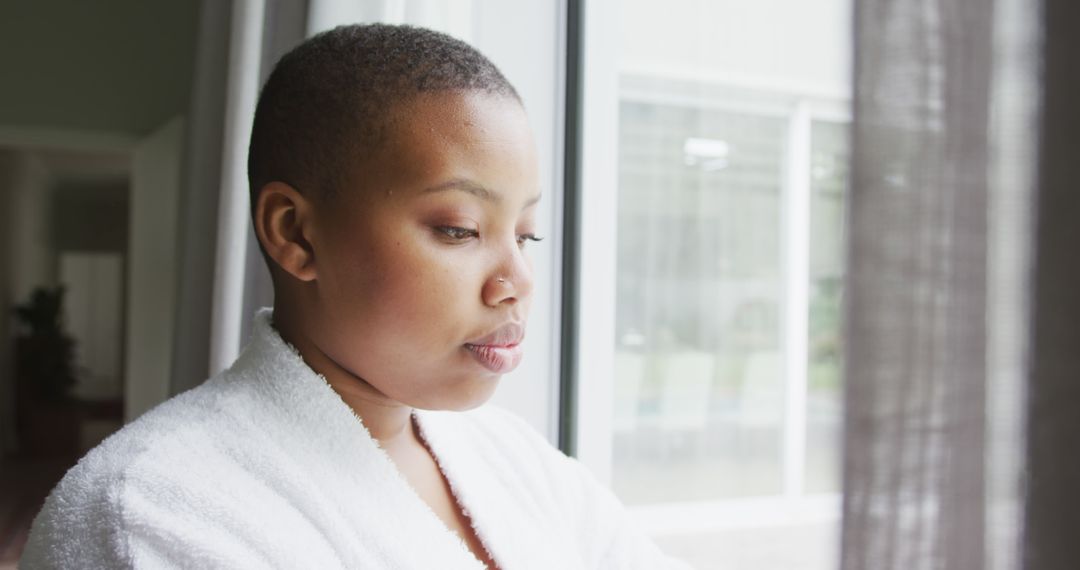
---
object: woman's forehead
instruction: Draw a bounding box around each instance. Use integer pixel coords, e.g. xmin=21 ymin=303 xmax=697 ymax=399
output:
xmin=340 ymin=92 xmax=539 ymax=206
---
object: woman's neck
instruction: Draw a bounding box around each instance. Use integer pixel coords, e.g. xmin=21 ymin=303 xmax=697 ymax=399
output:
xmin=271 ymin=304 xmax=417 ymax=448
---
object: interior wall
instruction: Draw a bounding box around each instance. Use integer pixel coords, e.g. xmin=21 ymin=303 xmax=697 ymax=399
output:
xmin=0 ymin=152 xmax=15 ymax=455
xmin=0 ymin=1 xmax=202 ymax=434
xmin=125 ymin=117 xmax=185 ymax=422
xmin=8 ymin=154 xmax=57 ymax=304
xmin=52 ymin=183 xmax=129 ymax=252
xmin=52 ymin=182 xmax=130 ymax=403
xmin=59 ymin=252 xmax=126 ymax=402
xmin=0 ymin=0 xmax=199 ymax=136
xmin=0 ymin=151 xmax=57 ymax=455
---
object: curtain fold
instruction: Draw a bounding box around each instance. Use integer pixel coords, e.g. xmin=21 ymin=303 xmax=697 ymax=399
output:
xmin=171 ymin=0 xmax=307 ymax=391
xmin=844 ymin=0 xmax=1080 ymax=568
xmin=170 ymin=0 xmax=232 ymax=395
xmin=842 ymin=0 xmax=1032 ymax=568
xmin=238 ymin=0 xmax=308 ymax=345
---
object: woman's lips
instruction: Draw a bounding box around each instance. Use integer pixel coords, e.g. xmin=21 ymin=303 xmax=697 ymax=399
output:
xmin=465 ymin=322 xmax=525 ymax=374
xmin=464 ymin=342 xmax=523 ymax=374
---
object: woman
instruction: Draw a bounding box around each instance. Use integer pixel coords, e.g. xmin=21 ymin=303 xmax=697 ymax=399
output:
xmin=23 ymin=24 xmax=692 ymax=569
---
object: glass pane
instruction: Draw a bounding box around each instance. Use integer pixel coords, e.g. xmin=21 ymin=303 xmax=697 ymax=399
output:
xmin=598 ymin=1 xmax=853 ymax=567
xmin=613 ymin=99 xmax=788 ymax=503
xmin=805 ymin=120 xmax=849 ymax=494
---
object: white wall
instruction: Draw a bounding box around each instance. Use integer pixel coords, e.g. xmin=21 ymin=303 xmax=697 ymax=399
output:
xmin=60 ymin=252 xmax=125 ymax=401
xmin=125 ymin=117 xmax=185 ymax=422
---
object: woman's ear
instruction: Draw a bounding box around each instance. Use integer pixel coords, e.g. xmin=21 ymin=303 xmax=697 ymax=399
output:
xmin=254 ymin=181 xmax=318 ymax=282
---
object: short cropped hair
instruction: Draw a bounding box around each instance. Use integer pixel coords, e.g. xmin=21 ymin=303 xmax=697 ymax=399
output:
xmin=247 ymin=24 xmax=520 ymax=211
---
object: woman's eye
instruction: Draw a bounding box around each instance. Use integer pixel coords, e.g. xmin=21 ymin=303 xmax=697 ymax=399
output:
xmin=517 ymin=233 xmax=544 ymax=247
xmin=436 ymin=226 xmax=479 ymax=241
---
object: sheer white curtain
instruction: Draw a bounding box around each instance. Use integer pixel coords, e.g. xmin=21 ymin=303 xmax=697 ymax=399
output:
xmin=842 ymin=0 xmax=1078 ymax=568
xmin=170 ymin=0 xmax=303 ymax=394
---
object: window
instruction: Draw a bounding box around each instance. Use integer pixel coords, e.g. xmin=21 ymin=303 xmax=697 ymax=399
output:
xmin=614 ymin=96 xmax=790 ymax=501
xmin=573 ymin=1 xmax=852 ymax=567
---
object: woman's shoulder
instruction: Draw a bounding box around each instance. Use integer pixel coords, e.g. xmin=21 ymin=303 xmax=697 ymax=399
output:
xmin=21 ymin=377 xmax=259 ymax=566
xmin=39 ymin=376 xmax=259 ymax=498
xmin=73 ymin=374 xmax=255 ymax=470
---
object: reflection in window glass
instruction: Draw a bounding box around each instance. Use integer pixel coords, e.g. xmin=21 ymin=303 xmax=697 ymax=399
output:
xmin=614 ymin=101 xmax=788 ymax=502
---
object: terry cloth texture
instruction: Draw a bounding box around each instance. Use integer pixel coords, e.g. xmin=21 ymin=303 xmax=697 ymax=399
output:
xmin=22 ymin=308 xmax=692 ymax=569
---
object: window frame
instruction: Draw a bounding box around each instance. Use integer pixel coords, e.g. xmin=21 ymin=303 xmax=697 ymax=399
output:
xmin=568 ymin=46 xmax=852 ymax=533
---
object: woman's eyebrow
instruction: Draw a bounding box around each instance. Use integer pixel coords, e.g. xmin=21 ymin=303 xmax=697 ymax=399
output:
xmin=523 ymin=193 xmax=542 ymax=209
xmin=422 ymin=178 xmax=498 ymax=203
xmin=422 ymin=179 xmax=543 ymax=209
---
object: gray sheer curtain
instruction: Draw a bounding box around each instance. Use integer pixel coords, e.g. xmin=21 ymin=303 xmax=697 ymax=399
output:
xmin=842 ymin=0 xmax=1079 ymax=568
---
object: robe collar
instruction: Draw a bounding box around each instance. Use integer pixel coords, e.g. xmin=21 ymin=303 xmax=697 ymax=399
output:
xmin=229 ymin=308 xmax=575 ymax=569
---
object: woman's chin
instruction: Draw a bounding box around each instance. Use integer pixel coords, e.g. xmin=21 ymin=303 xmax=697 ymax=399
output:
xmin=413 ymin=375 xmax=503 ymax=412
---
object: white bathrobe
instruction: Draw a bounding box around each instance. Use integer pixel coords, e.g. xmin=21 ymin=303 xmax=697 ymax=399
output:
xmin=22 ymin=309 xmax=692 ymax=569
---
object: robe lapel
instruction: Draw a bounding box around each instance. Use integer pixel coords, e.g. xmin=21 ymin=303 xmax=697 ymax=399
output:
xmin=243 ymin=309 xmax=487 ymax=569
xmin=414 ymin=410 xmax=587 ymax=570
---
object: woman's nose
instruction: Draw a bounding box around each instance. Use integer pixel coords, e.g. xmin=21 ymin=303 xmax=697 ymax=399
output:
xmin=481 ymin=242 xmax=534 ymax=308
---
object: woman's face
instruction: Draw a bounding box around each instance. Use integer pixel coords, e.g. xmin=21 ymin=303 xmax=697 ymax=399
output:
xmin=303 ymin=91 xmax=540 ymax=411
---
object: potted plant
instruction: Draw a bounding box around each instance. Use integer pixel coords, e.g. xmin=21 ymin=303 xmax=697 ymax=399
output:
xmin=13 ymin=286 xmax=81 ymax=456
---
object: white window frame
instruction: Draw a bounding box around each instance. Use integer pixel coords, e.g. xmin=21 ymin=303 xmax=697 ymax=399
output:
xmin=574 ymin=33 xmax=852 ymax=532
